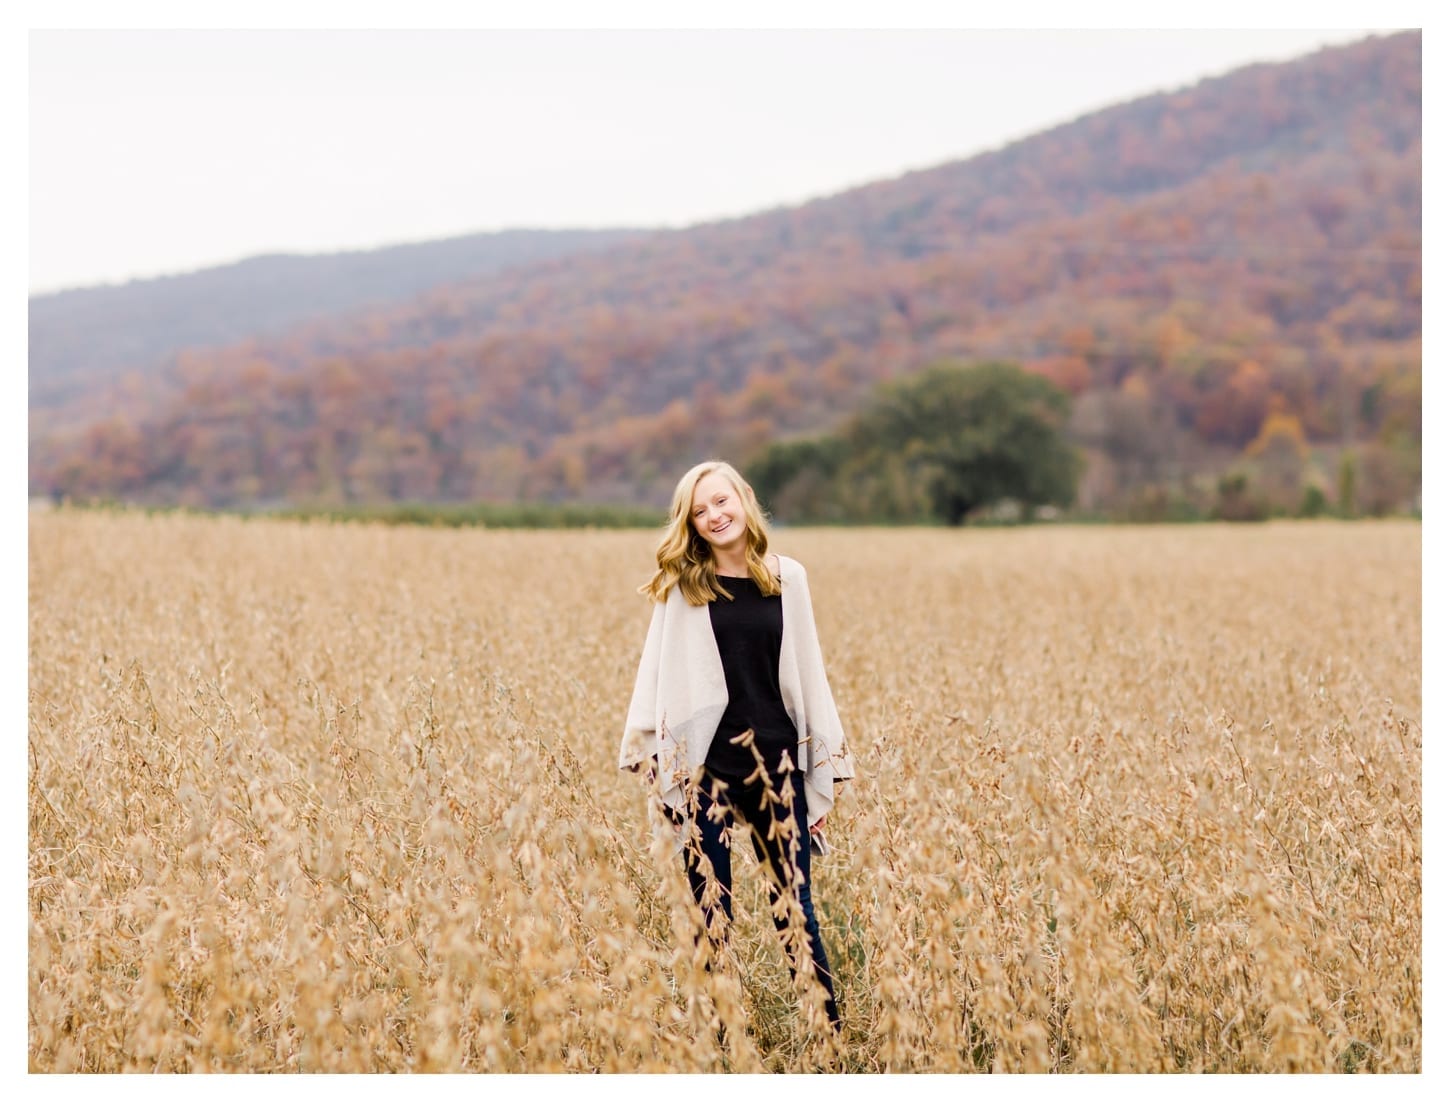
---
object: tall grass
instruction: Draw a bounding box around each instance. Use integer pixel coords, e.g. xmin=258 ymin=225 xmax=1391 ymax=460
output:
xmin=28 ymin=512 xmax=1420 ymax=1071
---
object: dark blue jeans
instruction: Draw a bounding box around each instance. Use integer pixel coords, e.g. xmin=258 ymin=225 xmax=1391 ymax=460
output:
xmin=682 ymin=765 xmax=841 ymax=1025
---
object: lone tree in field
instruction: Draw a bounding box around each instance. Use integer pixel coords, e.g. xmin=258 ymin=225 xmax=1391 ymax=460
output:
xmin=852 ymin=361 xmax=1080 ymax=525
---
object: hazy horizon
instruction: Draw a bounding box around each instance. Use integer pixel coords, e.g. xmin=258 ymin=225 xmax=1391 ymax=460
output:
xmin=27 ymin=27 xmax=1393 ymax=296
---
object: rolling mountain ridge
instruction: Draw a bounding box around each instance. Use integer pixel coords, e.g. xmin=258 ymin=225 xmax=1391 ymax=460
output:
xmin=29 ymin=227 xmax=652 ymax=411
xmin=29 ymin=31 xmax=1421 ymax=512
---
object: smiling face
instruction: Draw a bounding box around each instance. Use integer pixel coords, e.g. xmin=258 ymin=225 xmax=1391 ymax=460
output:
xmin=691 ymin=471 xmax=748 ymax=555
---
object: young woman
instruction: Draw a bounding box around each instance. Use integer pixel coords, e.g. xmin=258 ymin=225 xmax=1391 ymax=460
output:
xmin=620 ymin=460 xmax=854 ymax=1027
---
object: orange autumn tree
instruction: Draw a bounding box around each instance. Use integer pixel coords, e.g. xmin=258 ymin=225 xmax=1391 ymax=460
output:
xmin=1245 ymin=409 xmax=1310 ymax=512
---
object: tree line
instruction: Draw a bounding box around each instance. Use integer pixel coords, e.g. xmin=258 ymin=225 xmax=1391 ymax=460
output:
xmin=748 ymin=361 xmax=1415 ymax=526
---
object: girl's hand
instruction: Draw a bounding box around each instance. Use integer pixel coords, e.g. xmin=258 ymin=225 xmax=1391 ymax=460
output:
xmin=807 ymin=816 xmax=831 ymax=856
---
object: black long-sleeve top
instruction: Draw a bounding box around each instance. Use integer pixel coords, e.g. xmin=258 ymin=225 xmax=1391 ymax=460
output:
xmin=704 ymin=573 xmax=800 ymax=778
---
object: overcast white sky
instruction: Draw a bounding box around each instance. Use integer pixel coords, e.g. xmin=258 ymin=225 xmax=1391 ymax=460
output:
xmin=27 ymin=19 xmax=1400 ymax=294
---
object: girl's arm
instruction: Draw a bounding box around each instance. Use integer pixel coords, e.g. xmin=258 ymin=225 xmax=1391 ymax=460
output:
xmin=794 ymin=564 xmax=854 ymax=782
xmin=619 ymin=599 xmax=666 ymax=771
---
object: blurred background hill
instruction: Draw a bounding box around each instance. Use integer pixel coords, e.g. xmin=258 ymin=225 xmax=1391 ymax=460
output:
xmin=29 ymin=228 xmax=650 ymax=417
xmin=28 ymin=31 xmax=1420 ymax=521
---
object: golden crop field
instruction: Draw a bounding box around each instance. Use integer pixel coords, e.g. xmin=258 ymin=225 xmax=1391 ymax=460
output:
xmin=28 ymin=510 xmax=1421 ymax=1072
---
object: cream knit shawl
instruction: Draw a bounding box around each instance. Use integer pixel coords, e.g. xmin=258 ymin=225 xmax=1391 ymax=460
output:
xmin=619 ymin=554 xmax=854 ymax=850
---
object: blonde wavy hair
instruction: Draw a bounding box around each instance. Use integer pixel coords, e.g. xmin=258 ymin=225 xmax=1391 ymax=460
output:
xmin=640 ymin=460 xmax=781 ymax=606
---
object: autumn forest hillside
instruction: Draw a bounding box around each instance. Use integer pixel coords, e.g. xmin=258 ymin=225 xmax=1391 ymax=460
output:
xmin=29 ymin=227 xmax=650 ymax=415
xmin=28 ymin=32 xmax=1421 ymax=517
